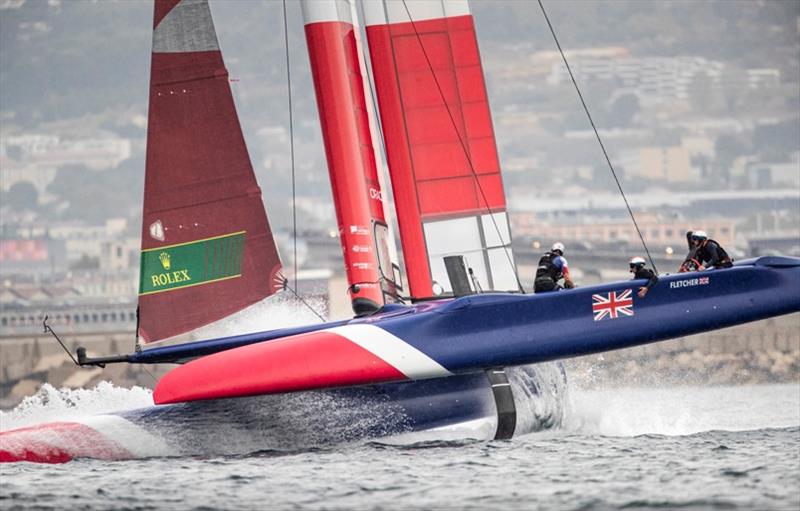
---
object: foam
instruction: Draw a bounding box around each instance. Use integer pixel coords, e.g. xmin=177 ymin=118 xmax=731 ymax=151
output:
xmin=563 ymin=383 xmax=800 ymax=437
xmin=0 ymin=382 xmax=154 ymax=432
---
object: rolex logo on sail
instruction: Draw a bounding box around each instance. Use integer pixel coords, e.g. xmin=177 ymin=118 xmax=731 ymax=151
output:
xmin=139 ymin=231 xmax=246 ymax=296
xmin=150 ymin=251 xmax=191 ymax=288
xmin=159 ymin=252 xmax=171 ymax=270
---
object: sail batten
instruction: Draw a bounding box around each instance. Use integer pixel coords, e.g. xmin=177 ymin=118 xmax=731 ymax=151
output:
xmin=138 ymin=0 xmax=281 ymax=344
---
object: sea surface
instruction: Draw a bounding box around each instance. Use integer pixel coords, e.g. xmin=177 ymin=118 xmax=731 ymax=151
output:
xmin=1 ymin=381 xmax=798 ymax=510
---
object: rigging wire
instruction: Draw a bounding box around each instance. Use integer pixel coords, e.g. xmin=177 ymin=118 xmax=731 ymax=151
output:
xmin=278 ymin=273 xmax=327 ymax=322
xmin=536 ymin=0 xmax=659 ymax=275
xmin=281 ymin=2 xmax=323 ymax=322
xmin=282 ymin=0 xmax=299 ymax=292
xmin=397 ymin=0 xmax=526 ymax=293
xmin=139 ymin=364 xmax=158 ymax=384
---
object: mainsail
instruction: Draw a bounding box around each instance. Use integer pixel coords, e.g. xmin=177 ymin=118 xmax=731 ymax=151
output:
xmin=139 ymin=0 xmax=282 ymax=343
xmin=364 ymin=0 xmax=518 ymax=297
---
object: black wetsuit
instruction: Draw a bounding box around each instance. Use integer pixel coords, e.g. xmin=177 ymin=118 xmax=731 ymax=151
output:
xmin=534 ymin=251 xmax=563 ymax=293
xmin=695 ymin=240 xmax=733 ymax=269
xmin=632 ymin=266 xmax=658 ymax=291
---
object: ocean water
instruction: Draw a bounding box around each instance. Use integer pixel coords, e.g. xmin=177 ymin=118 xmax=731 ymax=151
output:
xmin=1 ymin=382 xmax=798 ymax=510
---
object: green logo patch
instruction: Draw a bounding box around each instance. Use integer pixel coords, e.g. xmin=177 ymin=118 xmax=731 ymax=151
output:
xmin=139 ymin=231 xmax=246 ymax=295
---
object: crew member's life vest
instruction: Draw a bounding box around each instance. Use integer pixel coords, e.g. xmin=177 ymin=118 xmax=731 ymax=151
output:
xmin=535 ymin=251 xmax=563 ymax=281
xmin=697 ymin=239 xmax=733 ymax=268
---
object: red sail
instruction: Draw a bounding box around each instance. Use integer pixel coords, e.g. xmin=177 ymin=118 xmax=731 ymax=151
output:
xmin=364 ymin=1 xmax=517 ymax=298
xmin=138 ymin=0 xmax=281 ymax=344
xmin=301 ymin=1 xmax=401 ymax=315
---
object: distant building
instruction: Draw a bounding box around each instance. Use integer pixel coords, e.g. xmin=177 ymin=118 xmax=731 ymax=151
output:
xmin=681 ymin=135 xmax=715 ymax=158
xmin=546 ymin=54 xmax=724 ymax=105
xmin=747 ymin=162 xmax=800 ymax=189
xmin=0 ymin=134 xmax=132 ymax=193
xmin=8 ymin=219 xmax=136 ymax=270
xmin=0 ymin=238 xmax=68 ymax=276
xmin=618 ymin=146 xmax=695 ymax=182
xmin=70 ymin=270 xmax=138 ymax=299
xmin=101 ymin=241 xmax=132 ymax=272
xmin=512 ymin=213 xmax=736 ymax=249
xmin=529 ymin=47 xmax=630 ymax=76
xmin=746 ymin=69 xmax=780 ymax=90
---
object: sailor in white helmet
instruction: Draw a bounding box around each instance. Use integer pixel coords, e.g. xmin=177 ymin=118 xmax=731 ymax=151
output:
xmin=685 ymin=230 xmax=733 ymax=270
xmin=534 ymin=242 xmax=575 ymax=293
xmin=629 ymin=256 xmax=658 ymax=298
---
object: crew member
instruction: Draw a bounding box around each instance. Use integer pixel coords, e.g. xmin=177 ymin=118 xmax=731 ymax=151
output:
xmin=534 ymin=242 xmax=575 ymax=293
xmin=686 ymin=230 xmax=733 ymax=270
xmin=629 ymin=256 xmax=658 ymax=298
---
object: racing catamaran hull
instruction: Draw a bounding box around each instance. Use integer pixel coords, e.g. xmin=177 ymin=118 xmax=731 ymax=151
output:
xmin=0 ymin=365 xmax=564 ymax=463
xmin=152 ymin=257 xmax=800 ymax=404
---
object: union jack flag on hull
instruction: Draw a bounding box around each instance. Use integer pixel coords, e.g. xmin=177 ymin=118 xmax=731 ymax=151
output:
xmin=592 ymin=289 xmax=634 ymax=321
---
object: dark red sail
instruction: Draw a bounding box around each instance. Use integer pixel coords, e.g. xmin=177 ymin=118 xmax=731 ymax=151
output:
xmin=138 ymin=0 xmax=281 ymax=344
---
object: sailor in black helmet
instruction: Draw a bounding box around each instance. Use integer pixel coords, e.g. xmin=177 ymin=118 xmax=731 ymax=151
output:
xmin=629 ymin=256 xmax=658 ymax=298
xmin=534 ymin=242 xmax=575 ymax=293
xmin=685 ymin=230 xmax=733 ymax=270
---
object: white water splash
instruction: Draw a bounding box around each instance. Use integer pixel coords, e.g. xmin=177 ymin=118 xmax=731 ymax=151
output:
xmin=509 ymin=363 xmax=567 ymax=434
xmin=186 ymin=293 xmax=329 ymax=340
xmin=563 ymin=383 xmax=800 ymax=437
xmin=0 ymin=382 xmax=153 ymax=432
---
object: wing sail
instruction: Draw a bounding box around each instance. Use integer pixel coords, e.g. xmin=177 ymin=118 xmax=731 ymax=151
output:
xmin=364 ymin=0 xmax=518 ymax=298
xmin=301 ymin=0 xmax=402 ymax=314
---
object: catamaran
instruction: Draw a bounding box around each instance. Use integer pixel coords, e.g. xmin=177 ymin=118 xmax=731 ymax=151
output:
xmin=1 ymin=0 xmax=798 ymax=463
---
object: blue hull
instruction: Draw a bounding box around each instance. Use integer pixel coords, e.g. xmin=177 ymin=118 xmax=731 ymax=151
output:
xmin=120 ymin=364 xmax=564 ymax=454
xmin=378 ymin=256 xmax=800 ymax=372
xmin=0 ymin=364 xmax=565 ymax=462
xmin=134 ymin=256 xmax=800 ymax=375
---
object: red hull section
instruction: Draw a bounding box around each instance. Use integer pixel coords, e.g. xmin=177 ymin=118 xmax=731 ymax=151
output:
xmin=139 ymin=0 xmax=281 ymax=343
xmin=366 ymin=13 xmax=509 ymax=297
xmin=154 ymin=329 xmax=406 ymax=404
xmin=0 ymin=422 xmax=131 ymax=464
xmin=303 ymin=14 xmax=398 ymax=313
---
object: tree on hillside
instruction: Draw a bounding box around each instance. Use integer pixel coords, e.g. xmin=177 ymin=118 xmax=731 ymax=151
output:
xmin=608 ymin=93 xmax=640 ymax=128
xmin=714 ymin=135 xmax=746 ymax=186
xmin=3 ymin=181 xmax=39 ymax=211
xmin=47 ymin=158 xmax=144 ymax=224
xmin=753 ymin=121 xmax=800 ymax=163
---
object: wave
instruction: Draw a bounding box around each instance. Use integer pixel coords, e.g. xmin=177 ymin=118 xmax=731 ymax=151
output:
xmin=0 ymin=361 xmax=570 ymax=460
xmin=0 ymin=382 xmax=154 ymax=432
xmin=562 ymin=383 xmax=800 ymax=437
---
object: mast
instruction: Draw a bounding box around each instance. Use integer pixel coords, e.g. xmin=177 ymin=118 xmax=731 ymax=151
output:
xmin=301 ymin=0 xmax=401 ymax=315
xmin=138 ymin=0 xmax=282 ymax=344
xmin=364 ymin=0 xmax=517 ymax=298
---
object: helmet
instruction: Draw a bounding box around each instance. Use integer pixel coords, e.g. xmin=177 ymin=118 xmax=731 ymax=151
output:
xmin=628 ymin=256 xmax=645 ymax=271
xmin=629 ymin=256 xmax=646 ymax=266
xmin=691 ymin=230 xmax=708 ymax=242
xmin=551 ymin=242 xmax=565 ymax=255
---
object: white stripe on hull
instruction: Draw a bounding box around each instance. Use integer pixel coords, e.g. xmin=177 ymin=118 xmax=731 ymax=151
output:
xmin=326 ymin=324 xmax=452 ymax=379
